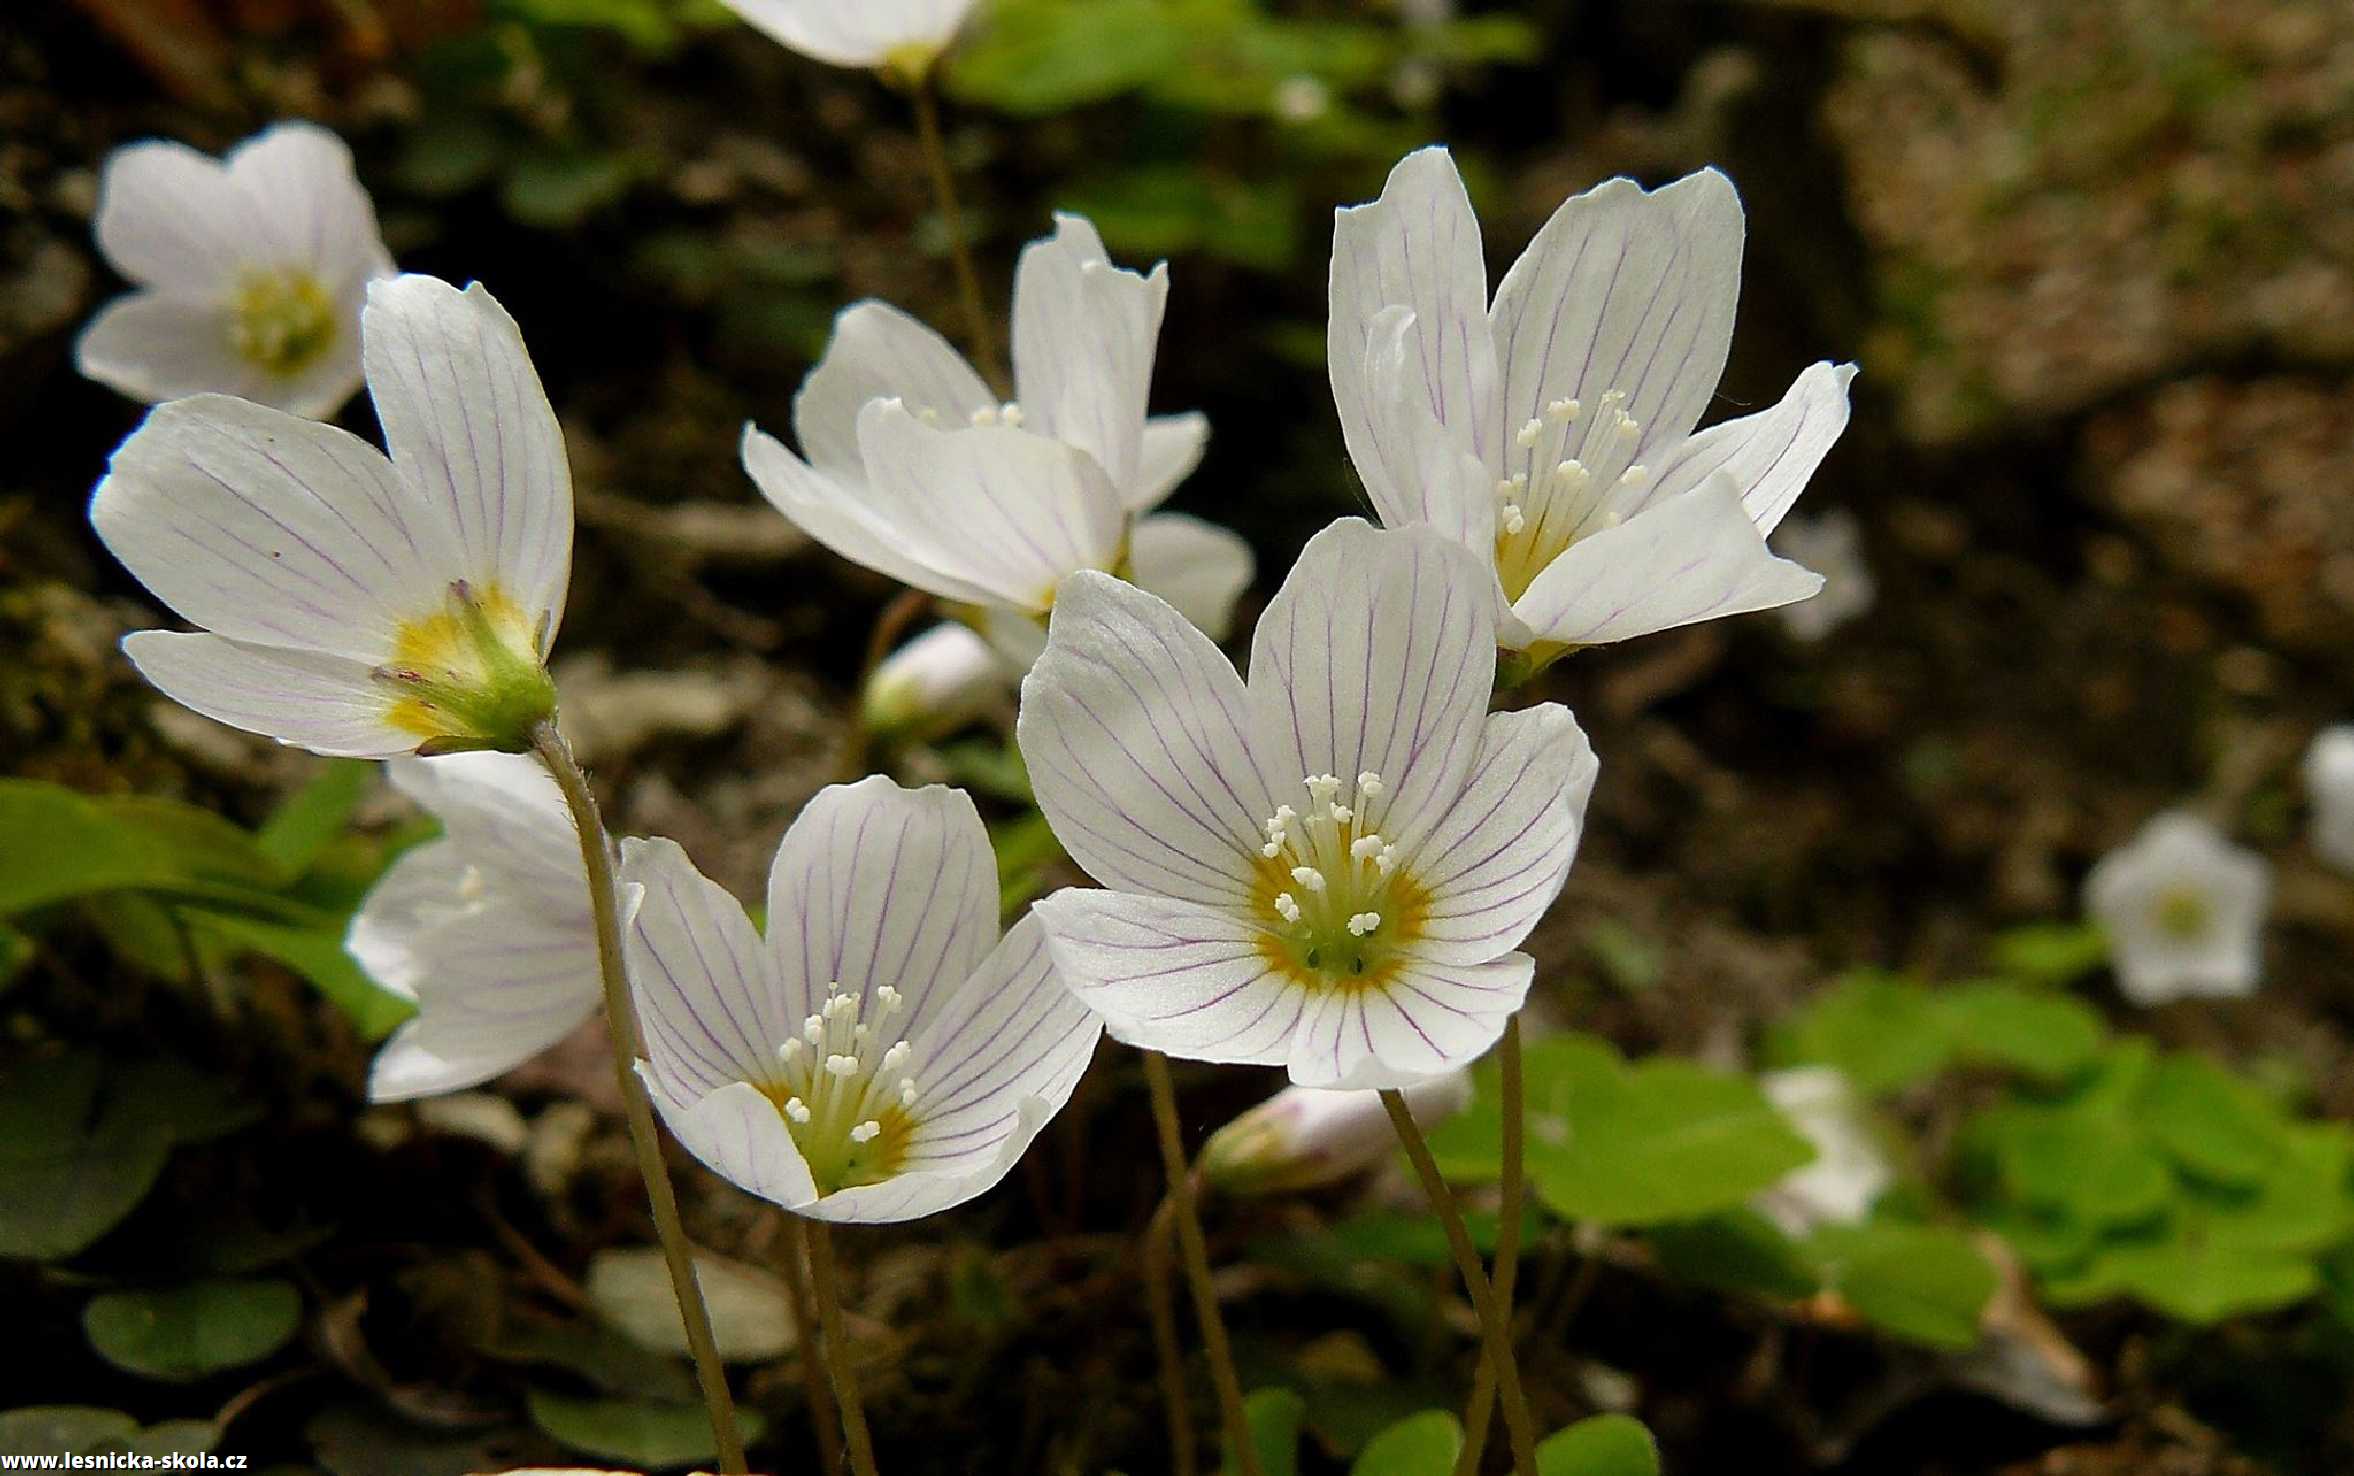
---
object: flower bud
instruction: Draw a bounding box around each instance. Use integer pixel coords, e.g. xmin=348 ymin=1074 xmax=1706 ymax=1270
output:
xmin=860 ymin=624 xmax=1008 ymax=742
xmin=1198 ymin=1071 xmax=1470 ymax=1197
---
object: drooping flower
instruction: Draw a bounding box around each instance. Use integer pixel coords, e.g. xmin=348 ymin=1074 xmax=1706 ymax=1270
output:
xmin=743 ymin=215 xmax=1250 ymax=667
xmin=1770 ymin=509 xmax=1875 ymax=643
xmin=620 ymin=778 xmax=1102 ymax=1222
xmin=1019 ymin=518 xmax=1599 ymax=1089
xmin=2302 ymin=726 xmax=2354 ymax=875
xmin=2084 ymin=811 xmax=2270 ymax=1006
xmin=711 ymin=0 xmax=978 ymax=79
xmin=350 ymin=753 xmax=597 ymax=1102
xmin=1327 ymin=146 xmax=1855 ymax=663
xmin=1752 ymin=1067 xmax=1890 ymax=1236
xmin=862 ymin=623 xmax=1006 ymax=741
xmin=91 ymin=273 xmax=573 ymax=759
xmin=1198 ymin=1071 xmax=1470 ymax=1197
xmin=77 ymin=122 xmax=394 ymax=419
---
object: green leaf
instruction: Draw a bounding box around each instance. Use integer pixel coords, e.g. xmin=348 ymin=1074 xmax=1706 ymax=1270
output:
xmin=1988 ymin=921 xmax=2110 ymax=988
xmin=1066 ymin=166 xmax=1300 ymax=273
xmin=1648 ymin=1209 xmax=1823 ymax=1300
xmin=1320 ymin=1208 xmax=1542 ymax=1267
xmin=1767 ymin=970 xmax=1951 ymax=1094
xmin=1978 ymin=1102 xmax=2172 ymax=1229
xmin=0 ymin=1055 xmax=177 ymax=1260
xmin=1937 ymin=981 xmax=2104 ymax=1081
xmin=0 ymin=1408 xmax=137 ymax=1459
xmin=256 ymin=761 xmax=372 ymax=875
xmin=1535 ymin=1413 xmax=1660 ymax=1476
xmin=526 ymin=1389 xmax=766 ymax=1468
xmin=2139 ymin=1054 xmax=2287 ymax=1188
xmin=2188 ymin=1124 xmax=2354 ymax=1255
xmin=188 ymin=912 xmax=415 ymax=1040
xmin=1806 ymin=1223 xmax=1995 ymax=1350
xmin=1223 ymin=1387 xmax=1305 ymax=1476
xmin=501 ymin=150 xmax=641 ymax=227
xmin=1351 ymin=1410 xmax=1462 ymax=1476
xmin=0 ymin=781 xmax=294 ymax=917
xmin=2053 ymin=1235 xmax=2319 ymax=1323
xmin=947 ymin=0 xmax=1190 ymax=115
xmin=83 ymin=1278 xmax=301 ymax=1380
xmin=478 ymin=1317 xmax=697 ymax=1404
xmin=0 ymin=923 xmax=31 ymax=993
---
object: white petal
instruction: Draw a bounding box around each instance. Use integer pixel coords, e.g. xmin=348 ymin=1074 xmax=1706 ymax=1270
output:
xmin=76 ymin=294 xmax=267 ymax=408
xmin=643 ymin=1074 xmax=820 ymax=1213
xmin=345 ymin=837 xmax=467 ymax=1001
xmin=1128 ymin=411 xmax=1210 ymax=512
xmin=361 ymin=275 xmax=572 ymax=640
xmin=91 ymin=139 xmax=252 ymax=292
xmin=1128 ymin=513 xmax=1255 ymax=642
xmin=1507 ymin=476 xmax=1824 ymax=648
xmin=805 ymin=914 xmax=1100 ymax=1224
xmin=1397 ymin=705 xmax=1598 ymax=964
xmin=1246 ymin=520 xmax=1492 ymax=841
xmin=386 ymin=751 xmax=580 ymax=902
xmin=1030 ymin=889 xmax=1302 ymax=1067
xmin=620 ymin=836 xmax=786 ymax=1104
xmin=711 ymin=0 xmax=976 ymax=68
xmin=1018 ymin=572 xmax=1273 ymax=907
xmin=855 ymin=398 xmax=1127 ymax=612
xmin=1490 ymin=169 xmax=1744 ymax=487
xmin=121 ymin=631 xmax=415 ymax=757
xmin=1286 ymin=954 xmax=1530 ymax=1089
xmin=762 ymin=777 xmax=999 ymax=1035
xmin=1353 ymin=305 xmax=1499 ymax=550
xmin=93 ymin=395 xmax=444 ymax=659
xmin=741 ymin=426 xmax=1007 ymax=608
xmin=365 ymin=904 xmax=600 ymax=1102
xmin=1641 ymin=361 xmax=1857 ymax=535
xmin=1011 ymin=214 xmax=1168 ymax=491
xmin=1329 ymin=146 xmax=1501 ymax=481
xmin=789 ymin=300 xmax=993 ymax=487
xmin=223 ymin=122 xmax=394 ymax=292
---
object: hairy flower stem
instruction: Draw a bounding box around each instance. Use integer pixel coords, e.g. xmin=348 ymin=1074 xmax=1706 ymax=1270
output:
xmin=1142 ymin=1051 xmax=1264 ymax=1476
xmin=1454 ymin=1017 xmax=1529 ymax=1476
xmin=1144 ymin=1192 xmax=1199 ymax=1476
xmin=1380 ymin=1087 xmax=1538 ymax=1476
xmin=778 ymin=1216 xmax=844 ymax=1474
xmin=806 ymin=1221 xmax=883 ymax=1476
xmin=910 ymin=80 xmax=1004 ymax=394
xmin=529 ymin=722 xmax=747 ymax=1476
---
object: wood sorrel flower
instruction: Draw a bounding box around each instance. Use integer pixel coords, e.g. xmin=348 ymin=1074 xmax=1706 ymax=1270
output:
xmin=1752 ymin=1067 xmax=1890 ymax=1236
xmin=92 ymin=274 xmax=573 ymax=759
xmin=2303 ymin=726 xmax=2354 ymax=875
xmin=1771 ymin=509 xmax=1875 ymax=643
xmin=620 ymin=778 xmax=1102 ymax=1222
xmin=76 ymin=122 xmax=393 ymax=419
xmin=742 ymin=215 xmax=1249 ymax=665
xmin=1197 ymin=1072 xmax=1470 ymax=1197
xmin=350 ymin=753 xmax=598 ymax=1102
xmin=1019 ymin=518 xmax=1599 ymax=1089
xmin=712 ymin=0 xmax=978 ymax=80
xmin=2084 ymin=811 xmax=2270 ymax=1006
xmin=1328 ymin=146 xmax=1856 ymax=660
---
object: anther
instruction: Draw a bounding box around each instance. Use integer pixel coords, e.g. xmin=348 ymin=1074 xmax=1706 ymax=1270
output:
xmin=1515 ymin=417 xmax=1545 ymax=448
xmin=1546 ymin=397 xmax=1581 ymax=422
xmin=850 ymin=1120 xmax=882 ymax=1144
xmin=1274 ymin=892 xmax=1302 ymax=923
xmin=1290 ymin=866 xmax=1327 ymax=893
xmin=1347 ymin=912 xmax=1382 ymax=936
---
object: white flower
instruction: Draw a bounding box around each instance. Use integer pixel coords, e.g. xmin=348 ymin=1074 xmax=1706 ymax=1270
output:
xmin=351 ymin=752 xmax=599 ymax=1102
xmin=2302 ymin=726 xmax=2354 ymax=874
xmin=620 ymin=778 xmax=1103 ymax=1223
xmin=1752 ymin=1067 xmax=1890 ymax=1236
xmin=2084 ymin=811 xmax=2270 ymax=1006
xmin=1198 ymin=1071 xmax=1470 ymax=1197
xmin=1328 ymin=146 xmax=1856 ymax=658
xmin=1019 ymin=518 xmax=1600 ymax=1089
xmin=77 ymin=122 xmax=393 ymax=419
xmin=862 ymin=623 xmax=1006 ymax=741
xmin=712 ymin=0 xmax=978 ymax=77
xmin=91 ymin=273 xmax=574 ymax=759
xmin=742 ymin=215 xmax=1251 ymax=666
xmin=1771 ymin=509 xmax=1875 ymax=642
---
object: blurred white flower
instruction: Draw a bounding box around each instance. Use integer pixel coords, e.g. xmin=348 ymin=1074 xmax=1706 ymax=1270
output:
xmin=1328 ymin=146 xmax=1854 ymax=660
xmin=77 ymin=122 xmax=393 ymax=418
xmin=1752 ymin=1066 xmax=1889 ymax=1236
xmin=743 ymin=215 xmax=1251 ymax=667
xmin=351 ymin=753 xmax=597 ymax=1102
xmin=1021 ymin=519 xmax=1599 ymax=1089
xmin=621 ymin=778 xmax=1102 ymax=1223
xmin=712 ymin=0 xmax=977 ymax=78
xmin=2084 ymin=811 xmax=2270 ymax=1006
xmin=2302 ymin=725 xmax=2354 ymax=874
xmin=1771 ymin=509 xmax=1875 ymax=642
xmin=1198 ymin=1071 xmax=1470 ymax=1196
xmin=1273 ymin=75 xmax=1331 ymax=123
xmin=862 ymin=623 xmax=1005 ymax=741
xmin=91 ymin=274 xmax=573 ymax=759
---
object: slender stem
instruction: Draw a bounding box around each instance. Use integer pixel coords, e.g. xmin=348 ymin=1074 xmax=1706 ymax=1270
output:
xmin=841 ymin=587 xmax=936 ymax=781
xmin=1144 ymin=1193 xmax=1199 ymax=1476
xmin=530 ymin=723 xmax=748 ymax=1476
xmin=1380 ymin=1090 xmax=1539 ymax=1476
xmin=807 ymin=1220 xmax=882 ymax=1476
xmin=909 ymin=79 xmax=1004 ymax=394
xmin=1140 ymin=1052 xmax=1263 ymax=1476
xmin=1455 ymin=1019 xmax=1529 ymax=1476
xmin=778 ymin=1216 xmax=844 ymax=1475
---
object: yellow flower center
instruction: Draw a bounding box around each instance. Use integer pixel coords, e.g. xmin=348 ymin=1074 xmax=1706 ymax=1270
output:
xmin=375 ymin=581 xmax=557 ymax=754
xmin=759 ymin=982 xmax=922 ymax=1196
xmin=1252 ymin=771 xmax=1430 ymax=991
xmin=228 ymin=268 xmax=338 ymax=377
xmin=2153 ymin=884 xmax=2212 ymax=942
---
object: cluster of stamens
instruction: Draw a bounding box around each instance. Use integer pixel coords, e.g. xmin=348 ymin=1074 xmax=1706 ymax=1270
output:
xmin=1494 ymin=386 xmax=1655 ymax=597
xmin=769 ymin=981 xmax=921 ymax=1192
xmin=228 ymin=267 xmax=337 ymax=377
xmin=1258 ymin=772 xmax=1414 ymax=984
xmin=968 ymin=401 xmax=1026 ymax=428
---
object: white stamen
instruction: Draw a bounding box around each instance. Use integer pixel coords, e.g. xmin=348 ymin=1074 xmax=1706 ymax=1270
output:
xmin=1620 ymin=463 xmax=1648 ymax=486
xmin=1546 ymin=397 xmax=1581 ymax=422
xmin=1357 ymin=772 xmax=1383 ymax=798
xmin=999 ymin=402 xmax=1024 ymax=427
xmin=849 ymin=1120 xmax=881 ymax=1144
xmin=1328 ymin=803 xmax=1353 ymax=825
xmin=1501 ymin=505 xmax=1526 ymax=535
xmin=1274 ymin=892 xmax=1302 ymax=923
xmin=784 ymin=1097 xmax=812 ymax=1123
xmin=969 ymin=405 xmax=999 ymax=427
xmin=1291 ymin=866 xmax=1327 ymax=893
xmin=1515 ymin=417 xmax=1544 ymax=448
xmin=1351 ymin=834 xmax=1386 ymax=861
xmin=1556 ymin=459 xmax=1591 ymax=491
xmin=826 ymin=1054 xmax=859 ymax=1077
xmin=1347 ymin=912 xmax=1382 ymax=936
